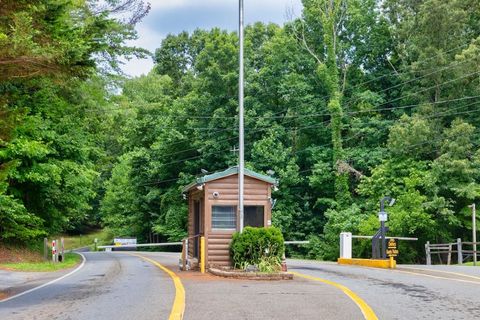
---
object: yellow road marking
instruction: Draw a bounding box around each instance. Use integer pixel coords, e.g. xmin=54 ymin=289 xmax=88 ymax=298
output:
xmin=130 ymin=254 xmax=185 ymax=320
xmin=337 ymin=263 xmax=480 ymax=285
xmin=291 ymin=271 xmax=378 ymax=320
xmin=393 ymin=269 xmax=480 ymax=285
xmin=398 ymin=267 xmax=480 ymax=281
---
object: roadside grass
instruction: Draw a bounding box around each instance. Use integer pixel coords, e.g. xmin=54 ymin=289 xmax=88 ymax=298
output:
xmin=459 ymin=262 xmax=480 ymax=266
xmin=0 ymin=253 xmax=81 ymax=272
xmin=54 ymin=229 xmax=113 ymax=250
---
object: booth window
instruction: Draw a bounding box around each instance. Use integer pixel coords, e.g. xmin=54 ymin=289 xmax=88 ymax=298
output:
xmin=212 ymin=205 xmax=236 ymax=229
xmin=244 ymin=206 xmax=264 ymax=227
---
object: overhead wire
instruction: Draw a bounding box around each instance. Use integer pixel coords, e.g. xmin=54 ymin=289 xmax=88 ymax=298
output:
xmin=79 ymin=42 xmax=479 ymax=157
xmin=140 ymin=101 xmax=480 ymax=187
xmin=83 ymin=39 xmax=475 ymax=118
xmin=103 ymin=39 xmax=480 ymax=186
xmin=130 ymin=68 xmax=480 ymax=160
xmin=149 ymin=94 xmax=480 ymax=160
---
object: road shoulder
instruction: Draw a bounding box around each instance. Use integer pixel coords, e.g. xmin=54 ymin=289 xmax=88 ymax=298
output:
xmin=0 ymin=253 xmax=85 ymax=302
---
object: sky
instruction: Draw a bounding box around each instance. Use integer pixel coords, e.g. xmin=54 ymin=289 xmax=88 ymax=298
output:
xmin=121 ymin=0 xmax=304 ymax=76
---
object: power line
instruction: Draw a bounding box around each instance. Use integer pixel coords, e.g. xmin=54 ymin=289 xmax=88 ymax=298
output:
xmin=83 ymin=40 xmax=475 ymax=119
xmin=79 ymin=47 xmax=480 ymax=156
xmin=340 ymin=41 xmax=472 ymax=91
xmin=343 ymin=58 xmax=474 ymax=109
xmin=139 ymin=102 xmax=480 ymax=187
xmin=154 ymin=95 xmax=480 ymax=159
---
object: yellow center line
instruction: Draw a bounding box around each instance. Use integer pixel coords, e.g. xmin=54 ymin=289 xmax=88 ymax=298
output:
xmin=393 ymin=269 xmax=480 ymax=285
xmin=291 ymin=271 xmax=378 ymax=320
xmin=398 ymin=267 xmax=480 ymax=281
xmin=129 ymin=253 xmax=185 ymax=320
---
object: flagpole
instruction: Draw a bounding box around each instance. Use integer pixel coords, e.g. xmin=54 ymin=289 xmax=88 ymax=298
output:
xmin=238 ymin=0 xmax=245 ymax=232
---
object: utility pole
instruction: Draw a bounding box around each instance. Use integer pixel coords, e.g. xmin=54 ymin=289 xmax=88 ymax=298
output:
xmin=238 ymin=0 xmax=245 ymax=232
xmin=470 ymin=203 xmax=477 ymax=266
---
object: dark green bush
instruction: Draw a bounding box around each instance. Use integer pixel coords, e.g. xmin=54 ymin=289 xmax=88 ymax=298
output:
xmin=230 ymin=226 xmax=285 ymax=271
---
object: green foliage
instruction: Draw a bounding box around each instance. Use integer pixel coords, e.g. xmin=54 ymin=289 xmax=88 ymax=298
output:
xmin=0 ymin=0 xmax=150 ymax=80
xmin=318 ymin=204 xmax=368 ymax=260
xmin=230 ymin=227 xmax=284 ymax=271
xmin=0 ymin=0 xmax=149 ymax=242
xmin=257 ymin=255 xmax=282 ymax=273
xmin=0 ymin=183 xmax=45 ymax=241
xmin=2 ymin=0 xmax=480 ymax=266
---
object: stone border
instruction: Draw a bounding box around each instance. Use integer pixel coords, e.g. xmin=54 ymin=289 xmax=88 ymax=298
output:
xmin=208 ymin=267 xmax=293 ymax=280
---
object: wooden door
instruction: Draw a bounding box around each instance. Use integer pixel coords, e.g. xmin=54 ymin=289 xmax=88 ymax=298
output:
xmin=194 ymin=200 xmax=200 ymax=258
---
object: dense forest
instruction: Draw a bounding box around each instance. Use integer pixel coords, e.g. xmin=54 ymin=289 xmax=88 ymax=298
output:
xmin=1 ymin=0 xmax=480 ymax=262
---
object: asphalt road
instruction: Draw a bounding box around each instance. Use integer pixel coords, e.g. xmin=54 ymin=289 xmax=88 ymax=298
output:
xmin=288 ymin=259 xmax=480 ymax=320
xmin=0 ymin=252 xmax=175 ymax=320
xmin=2 ymin=252 xmax=480 ymax=320
xmin=140 ymin=252 xmax=361 ymax=320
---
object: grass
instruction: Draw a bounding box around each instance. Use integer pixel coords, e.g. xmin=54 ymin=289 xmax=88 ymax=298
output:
xmin=0 ymin=252 xmax=81 ymax=272
xmin=459 ymin=261 xmax=480 ymax=266
xmin=0 ymin=229 xmax=111 ymax=270
xmin=53 ymin=229 xmax=113 ymax=250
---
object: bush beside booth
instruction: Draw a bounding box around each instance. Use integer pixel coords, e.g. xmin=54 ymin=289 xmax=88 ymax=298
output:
xmin=230 ymin=227 xmax=285 ymax=272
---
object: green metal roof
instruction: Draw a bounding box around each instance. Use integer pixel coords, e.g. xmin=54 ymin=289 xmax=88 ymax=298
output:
xmin=182 ymin=167 xmax=278 ymax=193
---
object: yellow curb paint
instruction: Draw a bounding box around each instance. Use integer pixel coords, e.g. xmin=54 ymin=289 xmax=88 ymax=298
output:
xmin=130 ymin=254 xmax=185 ymax=320
xmin=291 ymin=271 xmax=378 ymax=320
xmin=338 ymin=258 xmax=396 ymax=269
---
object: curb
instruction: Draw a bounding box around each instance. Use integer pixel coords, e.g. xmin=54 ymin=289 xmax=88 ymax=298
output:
xmin=209 ymin=267 xmax=293 ymax=280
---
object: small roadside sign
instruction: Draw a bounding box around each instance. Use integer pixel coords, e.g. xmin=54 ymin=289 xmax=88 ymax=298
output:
xmin=379 ymin=212 xmax=388 ymax=222
xmin=386 ymin=238 xmax=399 ymax=257
xmin=112 ymin=237 xmax=137 ymax=251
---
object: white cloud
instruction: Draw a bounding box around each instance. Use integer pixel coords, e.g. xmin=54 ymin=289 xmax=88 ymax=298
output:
xmin=121 ymin=0 xmax=303 ymax=77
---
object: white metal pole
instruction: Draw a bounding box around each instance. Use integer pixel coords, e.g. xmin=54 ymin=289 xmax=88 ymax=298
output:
xmin=238 ymin=0 xmax=245 ymax=232
xmin=472 ymin=203 xmax=477 ymax=266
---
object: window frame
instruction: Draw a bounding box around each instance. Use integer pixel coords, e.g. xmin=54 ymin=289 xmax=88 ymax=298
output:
xmin=244 ymin=205 xmax=265 ymax=228
xmin=211 ymin=205 xmax=237 ymax=230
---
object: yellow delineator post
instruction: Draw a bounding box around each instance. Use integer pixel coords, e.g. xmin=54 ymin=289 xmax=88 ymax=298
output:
xmin=200 ymin=236 xmax=206 ymax=274
xmin=181 ymin=239 xmax=187 ymax=271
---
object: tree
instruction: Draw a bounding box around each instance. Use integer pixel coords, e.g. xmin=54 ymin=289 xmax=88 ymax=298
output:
xmin=0 ymin=0 xmax=150 ymax=241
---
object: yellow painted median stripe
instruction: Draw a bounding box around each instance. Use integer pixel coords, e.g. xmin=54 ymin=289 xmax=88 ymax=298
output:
xmin=291 ymin=272 xmax=378 ymax=320
xmin=130 ymin=254 xmax=185 ymax=320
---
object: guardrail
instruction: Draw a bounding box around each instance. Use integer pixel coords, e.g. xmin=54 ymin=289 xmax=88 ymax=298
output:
xmin=352 ymin=235 xmax=418 ymax=241
xmin=426 ymin=238 xmax=479 ymax=265
xmin=284 ymin=240 xmax=310 ymax=245
xmin=97 ymin=242 xmax=182 ymax=249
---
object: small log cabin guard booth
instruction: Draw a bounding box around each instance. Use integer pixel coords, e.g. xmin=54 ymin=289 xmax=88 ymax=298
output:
xmin=182 ymin=167 xmax=278 ymax=268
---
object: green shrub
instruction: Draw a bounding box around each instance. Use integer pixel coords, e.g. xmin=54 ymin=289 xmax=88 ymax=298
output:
xmin=230 ymin=226 xmax=285 ymax=271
